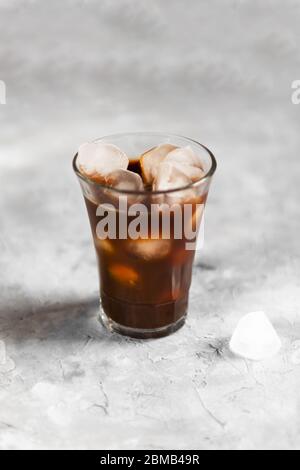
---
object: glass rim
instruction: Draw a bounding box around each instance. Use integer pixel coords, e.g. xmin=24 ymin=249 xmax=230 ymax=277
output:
xmin=72 ymin=132 xmax=217 ymax=196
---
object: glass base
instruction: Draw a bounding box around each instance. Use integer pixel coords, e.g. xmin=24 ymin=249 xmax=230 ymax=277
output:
xmin=98 ymin=306 xmax=186 ymax=339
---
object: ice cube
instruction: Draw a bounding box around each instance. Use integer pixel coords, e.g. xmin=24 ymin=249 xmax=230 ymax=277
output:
xmin=109 ymin=263 xmax=139 ymax=286
xmin=105 ymin=169 xmax=144 ymax=192
xmin=140 ymin=143 xmax=177 ymax=184
xmin=165 ymin=145 xmax=204 ymax=168
xmin=165 ymin=146 xmax=205 ymax=181
xmin=153 ymin=161 xmax=190 ymax=191
xmin=229 ymin=311 xmax=282 ymax=361
xmin=127 ymin=238 xmax=171 ymax=260
xmin=167 ymin=162 xmax=204 ymax=181
xmin=77 ymin=141 xmax=129 ymax=182
xmin=94 ymin=237 xmax=114 ymax=254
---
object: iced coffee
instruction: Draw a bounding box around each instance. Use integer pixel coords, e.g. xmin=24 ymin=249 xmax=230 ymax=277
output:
xmin=73 ymin=133 xmax=216 ymax=338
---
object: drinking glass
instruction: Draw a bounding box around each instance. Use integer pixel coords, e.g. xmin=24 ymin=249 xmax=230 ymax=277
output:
xmin=73 ymin=132 xmax=216 ymax=338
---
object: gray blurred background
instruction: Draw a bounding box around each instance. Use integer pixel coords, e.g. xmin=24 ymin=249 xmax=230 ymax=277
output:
xmin=0 ymin=0 xmax=300 ymax=450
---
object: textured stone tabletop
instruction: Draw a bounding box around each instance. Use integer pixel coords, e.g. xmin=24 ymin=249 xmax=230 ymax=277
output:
xmin=0 ymin=1 xmax=300 ymax=450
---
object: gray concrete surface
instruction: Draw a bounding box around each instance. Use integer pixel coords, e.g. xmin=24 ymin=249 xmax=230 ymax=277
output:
xmin=0 ymin=0 xmax=300 ymax=450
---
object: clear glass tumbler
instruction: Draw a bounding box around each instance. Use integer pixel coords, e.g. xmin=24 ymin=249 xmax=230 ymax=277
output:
xmin=73 ymin=133 xmax=216 ymax=338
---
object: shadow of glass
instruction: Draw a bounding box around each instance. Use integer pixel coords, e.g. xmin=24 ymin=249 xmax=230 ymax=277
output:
xmin=0 ymin=296 xmax=103 ymax=342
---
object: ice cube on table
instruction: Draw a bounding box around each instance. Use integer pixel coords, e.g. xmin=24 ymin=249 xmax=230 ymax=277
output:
xmin=77 ymin=141 xmax=129 ymax=182
xmin=127 ymin=238 xmax=171 ymax=260
xmin=229 ymin=311 xmax=282 ymax=361
xmin=140 ymin=143 xmax=177 ymax=184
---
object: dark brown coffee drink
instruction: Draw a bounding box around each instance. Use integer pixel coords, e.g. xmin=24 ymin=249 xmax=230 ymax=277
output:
xmin=83 ymin=160 xmax=207 ymax=338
